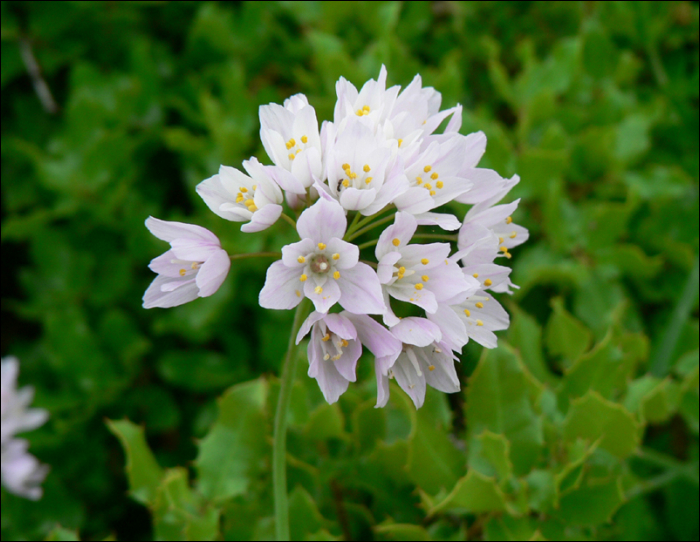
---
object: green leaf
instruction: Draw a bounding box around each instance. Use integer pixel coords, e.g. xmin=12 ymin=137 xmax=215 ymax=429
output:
xmin=195 ymin=379 xmax=269 ymax=501
xmin=429 ymin=470 xmax=507 ymax=515
xmin=641 ymin=379 xmax=680 ymax=424
xmin=375 ymin=523 xmax=432 ymax=542
xmin=563 ymin=391 xmax=640 ymax=459
xmin=507 ymin=306 xmax=557 ymax=385
xmin=288 ymin=486 xmax=329 ymax=542
xmin=466 ymin=344 xmax=543 ymax=475
xmin=525 ymin=470 xmax=557 ymax=513
xmin=484 ymin=516 xmax=537 ymax=542
xmin=106 ymin=419 xmax=163 ymax=506
xmin=44 ymin=526 xmax=80 ymax=541
xmin=152 ymin=468 xmax=220 ymax=541
xmin=304 ymin=402 xmax=346 ymax=441
xmin=352 ymin=399 xmax=387 ymax=454
xmin=468 ymin=431 xmax=512 ymax=482
xmin=545 ymin=298 xmax=591 ymax=367
xmin=555 ymin=476 xmax=626 ymax=526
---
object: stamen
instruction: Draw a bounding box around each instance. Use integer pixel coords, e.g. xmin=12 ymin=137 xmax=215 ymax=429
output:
xmin=288 ymin=154 xmax=295 ymax=160
xmin=349 ymin=172 xmax=357 ymax=179
xmin=342 ymin=180 xmax=350 ymax=187
xmin=362 ymin=105 xmax=370 ymax=112
xmin=365 ymin=177 xmax=373 ymax=184
xmin=342 ymin=163 xmax=350 ymax=170
xmin=341 ymin=339 xmax=349 ymax=347
xmin=333 ymin=271 xmax=340 ymax=280
xmin=240 ymin=187 xmax=248 ymax=193
xmin=332 ymin=253 xmax=340 ymax=260
xmin=288 ymin=138 xmax=295 ymax=147
xmin=500 ymin=246 xmax=508 ymax=252
xmin=298 ymin=256 xmax=306 ymax=264
xmin=314 ymin=286 xmax=323 ymax=294
xmin=179 ymin=269 xmax=186 ymax=276
xmin=484 ymin=279 xmax=493 ymax=286
xmin=464 ymin=309 xmax=471 ymax=317
xmin=398 ymin=266 xmax=406 ymax=274
xmin=423 ymin=165 xmax=432 ymax=172
xmin=510 ymin=231 xmax=517 ymax=239
xmin=421 ymin=258 xmax=429 ymax=265
xmin=398 ymin=139 xmax=403 ymax=147
xmin=191 ymin=262 xmax=199 ymax=270
xmin=318 ymin=243 xmax=326 ymax=250
xmin=473 ymin=273 xmax=479 ymax=278
xmin=430 ymin=172 xmax=438 ymax=180
xmin=322 ymin=333 xmax=331 ymax=342
xmin=300 ymin=274 xmax=308 ymax=282
xmin=301 ymin=135 xmax=308 ymax=143
xmin=430 ymin=190 xmax=436 ymax=196
xmin=475 ymin=302 xmax=484 ymax=308
xmin=245 ymin=199 xmax=255 ymax=207
xmin=415 ymin=283 xmax=424 ymax=290
xmin=499 ymin=237 xmax=504 ymax=244
xmin=236 ymin=195 xmax=244 ymax=203
xmin=247 ymin=204 xmax=258 ymax=212
xmin=392 ymin=238 xmax=401 ymax=247
xmin=428 ymin=365 xmax=435 ymax=371
xmin=416 ymin=177 xmax=423 ymax=184
xmin=406 ymin=348 xmax=423 ymax=377
xmin=506 ymin=216 xmax=513 ymax=224
xmin=436 ymin=181 xmax=444 ymax=189
xmin=422 ymin=275 xmax=430 ymax=282
xmin=363 ymin=164 xmax=371 ymax=172
xmin=424 ymin=183 xmax=432 ymax=190
xmin=295 ymin=290 xmax=301 ymax=297
xmin=324 ymin=353 xmax=330 ymax=360
xmin=356 ymin=109 xmax=364 ymax=116
xmin=476 ymin=320 xmax=484 ymax=326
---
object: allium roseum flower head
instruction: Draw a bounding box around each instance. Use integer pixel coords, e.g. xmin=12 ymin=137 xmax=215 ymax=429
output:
xmin=144 ymin=64 xmax=529 ymax=409
xmin=1 ymin=357 xmax=49 ymax=500
xmin=143 ymin=217 xmax=230 ymax=308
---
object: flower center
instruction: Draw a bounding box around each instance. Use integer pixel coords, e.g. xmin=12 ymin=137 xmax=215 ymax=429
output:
xmin=234 ymin=185 xmax=258 ymax=213
xmin=337 ymin=163 xmax=373 ymax=192
xmin=413 ymin=164 xmax=443 ymax=196
xmin=321 ymin=331 xmax=349 ymax=361
xmin=285 ymin=136 xmax=309 ymax=161
xmin=310 ymin=255 xmax=330 ymax=274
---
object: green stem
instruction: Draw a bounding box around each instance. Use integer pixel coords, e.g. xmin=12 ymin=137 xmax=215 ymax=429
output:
xmin=345 ymin=211 xmax=364 ymax=238
xmin=345 ymin=214 xmax=396 ymax=242
xmin=229 ymin=252 xmax=281 ymax=260
xmin=412 ymin=233 xmax=458 ymax=241
xmin=651 ymin=255 xmax=699 ymax=376
xmin=357 ymin=239 xmax=379 ymax=251
xmin=273 ymin=299 xmax=310 ymax=541
xmin=279 ymin=213 xmax=297 ymax=230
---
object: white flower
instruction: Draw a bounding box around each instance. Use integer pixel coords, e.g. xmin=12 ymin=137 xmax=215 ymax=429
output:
xmin=196 ymin=157 xmax=284 ymax=233
xmin=1 ymin=357 xmax=49 ymax=500
xmin=333 ymin=65 xmax=400 ymax=129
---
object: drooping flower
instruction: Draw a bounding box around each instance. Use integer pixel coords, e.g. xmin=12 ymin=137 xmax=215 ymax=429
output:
xmin=143 ymin=217 xmax=230 ymax=308
xmin=376 ymin=318 xmax=460 ymax=409
xmin=259 ymin=197 xmax=385 ymax=314
xmin=297 ymin=312 xmax=401 ymax=404
xmin=375 ymin=212 xmax=476 ymax=325
xmin=1 ymin=357 xmax=49 ymax=500
xmin=196 ymin=157 xmax=284 ymax=233
xmin=259 ymin=94 xmax=324 ymax=194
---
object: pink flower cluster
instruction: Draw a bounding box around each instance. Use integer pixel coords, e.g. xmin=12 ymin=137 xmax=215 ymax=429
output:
xmin=144 ymin=67 xmax=527 ymax=408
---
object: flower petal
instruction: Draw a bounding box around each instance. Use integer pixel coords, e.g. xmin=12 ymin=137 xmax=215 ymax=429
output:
xmin=325 ymin=238 xmax=359 ymax=270
xmin=390 ymin=317 xmax=441 ymax=347
xmin=376 ymin=212 xmax=417 ymax=260
xmin=259 ymin=261 xmax=305 ymax=310
xmin=414 ymin=212 xmax=461 ymax=231
xmin=195 ymin=249 xmax=231 ymax=297
xmin=333 ymin=339 xmax=362 ymax=382
xmin=336 ymin=263 xmax=385 ymax=315
xmin=282 ymin=238 xmax=317 ymax=268
xmin=145 ymin=217 xmax=219 ymax=244
xmin=242 ymin=204 xmax=284 ymax=233
xmin=304 ymin=275 xmax=341 ymax=313
xmin=143 ymin=274 xmax=199 ymax=309
xmin=297 ymin=197 xmax=347 ymax=242
xmin=296 ymin=312 xmax=326 ymax=344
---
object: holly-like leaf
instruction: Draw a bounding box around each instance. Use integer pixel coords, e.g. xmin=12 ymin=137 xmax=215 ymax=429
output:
xmin=429 ymin=470 xmax=507 ymax=516
xmin=545 ymin=297 xmax=591 ymax=367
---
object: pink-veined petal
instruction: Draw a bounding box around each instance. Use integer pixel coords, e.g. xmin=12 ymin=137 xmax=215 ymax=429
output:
xmin=259 ymin=261 xmax=305 ymax=310
xmin=242 ymin=204 xmax=283 ymax=233
xmin=195 ymin=249 xmax=231 ymax=297
xmin=304 ymin=276 xmax=341 ymax=313
xmin=336 ymin=263 xmax=385 ymax=315
xmin=145 ymin=217 xmax=219 ymax=244
xmin=143 ymin=274 xmax=199 ymax=309
xmin=376 ymin=212 xmax=417 ymax=260
xmin=391 ymin=317 xmax=441 ymax=347
xmin=297 ymin=197 xmax=347 ymax=242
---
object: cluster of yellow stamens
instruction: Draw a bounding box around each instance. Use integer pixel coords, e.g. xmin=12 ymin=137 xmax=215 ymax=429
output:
xmin=464 ymin=295 xmax=490 ymax=326
xmin=321 ymin=332 xmax=350 ymax=361
xmin=356 ymin=105 xmax=371 ymax=116
xmin=286 ymin=135 xmax=308 ymax=160
xmin=234 ymin=186 xmax=258 ymax=213
xmin=340 ymin=163 xmax=372 ymax=188
xmin=415 ymin=165 xmax=443 ymax=196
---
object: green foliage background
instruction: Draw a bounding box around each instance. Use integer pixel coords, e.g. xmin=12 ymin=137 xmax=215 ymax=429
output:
xmin=1 ymin=1 xmax=698 ymax=540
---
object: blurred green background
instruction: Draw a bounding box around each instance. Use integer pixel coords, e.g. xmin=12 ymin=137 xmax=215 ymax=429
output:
xmin=1 ymin=1 xmax=698 ymax=541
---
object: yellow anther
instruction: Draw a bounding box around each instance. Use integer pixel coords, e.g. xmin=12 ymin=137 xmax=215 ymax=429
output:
xmin=428 ymin=365 xmax=436 ymax=372
xmin=484 ymin=279 xmax=493 ymax=286
xmin=422 ymin=275 xmax=429 ymax=282
xmin=424 ymin=183 xmax=432 ymax=190
xmin=415 ymin=283 xmax=424 ymax=290
xmin=363 ymin=164 xmax=371 ymax=172
xmin=392 ymin=238 xmax=401 ymax=247
xmin=476 ymin=302 xmax=484 ymax=309
xmin=436 ymin=181 xmax=444 ymax=189
xmin=245 ymin=199 xmax=255 ymax=207
xmin=510 ymin=231 xmax=517 ymax=239
xmin=297 ymin=256 xmax=306 ymax=264
xmin=333 ymin=271 xmax=340 ymax=280
xmin=500 ymin=246 xmax=508 ymax=252
xmin=342 ymin=163 xmax=350 ymax=170
xmin=398 ymin=274 xmax=404 ymax=280
xmin=499 ymin=237 xmax=504 ymax=244
xmin=365 ymin=177 xmax=373 ymax=184
xmin=356 ymin=109 xmax=364 ymax=116
xmin=398 ymin=139 xmax=403 ymax=147
xmin=464 ymin=309 xmax=471 ymax=317
xmin=252 ymin=185 xmax=257 ymax=190
xmin=362 ymin=105 xmax=370 ymax=112
xmin=288 ymin=138 xmax=295 ymax=147
xmin=322 ymin=333 xmax=331 ymax=342
xmin=300 ymin=274 xmax=308 ymax=282
xmin=476 ymin=320 xmax=484 ymax=326
xmin=288 ymin=154 xmax=295 ymax=160
xmin=421 ymin=258 xmax=429 ymax=265
xmin=416 ymin=177 xmax=423 ymax=184
xmin=424 ymin=165 xmax=432 ymax=172
xmin=341 ymin=339 xmax=349 ymax=347
xmin=473 ymin=273 xmax=479 ymax=278
xmin=504 ymin=252 xmax=512 ymax=259
xmin=296 ymin=148 xmax=302 ymax=154
xmin=314 ymin=286 xmax=323 ymax=294
xmin=318 ymin=243 xmax=326 ymax=250
xmin=398 ymin=266 xmax=406 ymax=274
xmin=247 ymin=204 xmax=258 ymax=212
xmin=301 ymin=135 xmax=308 ymax=144
xmin=286 ymin=141 xmax=293 ymax=150
xmin=430 ymin=190 xmax=436 ymax=196
xmin=342 ymin=180 xmax=350 ymax=187
xmin=332 ymin=253 xmax=340 ymax=260
xmin=240 ymin=187 xmax=248 ymax=193
xmin=191 ymin=262 xmax=199 ymax=269
xmin=295 ymin=290 xmax=301 ymax=297
xmin=236 ymin=195 xmax=244 ymax=203
xmin=179 ymin=269 xmax=187 ymax=276
xmin=430 ymin=172 xmax=438 ymax=180
xmin=349 ymin=172 xmax=357 ymax=179
xmin=506 ymin=216 xmax=513 ymax=224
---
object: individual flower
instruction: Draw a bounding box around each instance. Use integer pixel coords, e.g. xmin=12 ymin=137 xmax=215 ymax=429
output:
xmin=259 ymin=94 xmax=323 ymax=193
xmin=143 ymin=217 xmax=230 ymax=309
xmin=196 ymin=157 xmax=284 ymax=233
xmin=259 ymin=197 xmax=385 ymax=314
xmin=438 ymin=290 xmax=510 ymax=350
xmin=376 ymin=318 xmax=460 ymax=409
xmin=333 ymin=65 xmax=400 ymax=129
xmin=297 ymin=312 xmax=401 ymax=404
xmin=322 ymin=118 xmax=409 ymax=215
xmin=376 ymin=212 xmax=476 ymax=325
xmin=1 ymin=357 xmax=49 ymax=500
